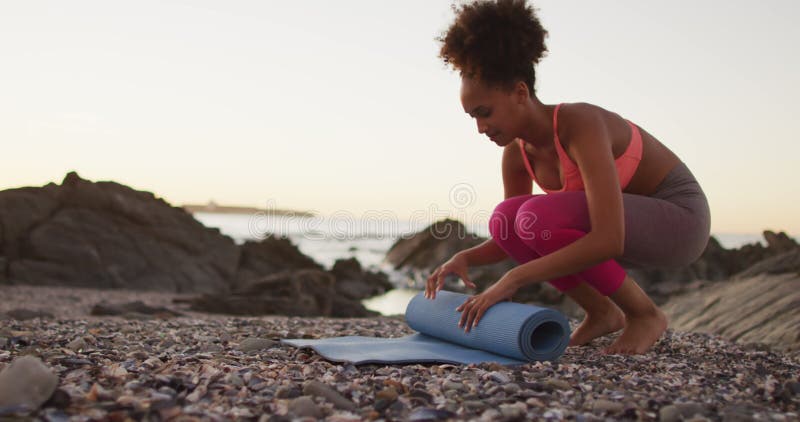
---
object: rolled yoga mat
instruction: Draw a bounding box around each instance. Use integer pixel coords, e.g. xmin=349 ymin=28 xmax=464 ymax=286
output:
xmin=281 ymin=290 xmax=571 ymax=365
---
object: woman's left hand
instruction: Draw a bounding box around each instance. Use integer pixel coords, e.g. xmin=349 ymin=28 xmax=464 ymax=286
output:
xmin=456 ymin=274 xmax=519 ymax=332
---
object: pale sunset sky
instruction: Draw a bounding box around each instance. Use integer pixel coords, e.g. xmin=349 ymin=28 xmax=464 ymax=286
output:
xmin=1 ymin=1 xmax=798 ymax=234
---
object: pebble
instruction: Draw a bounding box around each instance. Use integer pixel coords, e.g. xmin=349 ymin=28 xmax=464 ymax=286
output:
xmin=502 ymin=382 xmax=521 ymax=394
xmin=660 ymin=402 xmax=707 ymax=422
xmin=0 ymin=285 xmax=797 ymax=421
xmin=499 ymin=403 xmax=526 ymax=419
xmin=0 ymin=356 xmax=59 ymax=411
xmin=486 ymin=371 xmax=511 ymax=384
xmin=303 ymin=380 xmax=356 ymax=411
xmin=480 ymin=408 xmax=501 ymax=421
xmin=591 ymin=399 xmax=623 ymax=413
xmin=238 ymin=337 xmax=277 ymax=353
xmin=545 ymin=378 xmax=571 ymax=390
xmin=288 ymin=396 xmax=322 ymax=419
xmin=275 ymin=385 xmax=301 ymax=399
xmin=376 ymin=387 xmax=398 ymax=402
xmin=446 ymin=381 xmax=468 ymax=392
xmin=408 ymin=407 xmax=456 ymax=421
xmin=66 ymin=337 xmax=88 ymax=352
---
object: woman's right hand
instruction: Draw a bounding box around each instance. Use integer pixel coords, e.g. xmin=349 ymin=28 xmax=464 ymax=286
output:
xmin=425 ymin=253 xmax=476 ymax=299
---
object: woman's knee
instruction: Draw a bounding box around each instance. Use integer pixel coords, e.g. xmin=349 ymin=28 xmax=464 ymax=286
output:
xmin=489 ymin=195 xmax=536 ymax=240
xmin=514 ymin=193 xmax=589 ymax=239
xmin=513 ymin=195 xmax=562 ymax=241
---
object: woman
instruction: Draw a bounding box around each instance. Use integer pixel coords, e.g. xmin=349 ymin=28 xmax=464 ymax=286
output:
xmin=424 ymin=0 xmax=710 ymax=354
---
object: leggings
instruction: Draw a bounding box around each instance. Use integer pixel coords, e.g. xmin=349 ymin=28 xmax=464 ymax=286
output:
xmin=489 ymin=162 xmax=711 ymax=296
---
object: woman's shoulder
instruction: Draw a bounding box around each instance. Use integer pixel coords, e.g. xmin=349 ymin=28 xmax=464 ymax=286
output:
xmin=555 ymin=102 xmax=614 ymax=144
xmin=556 ymin=102 xmax=610 ymax=125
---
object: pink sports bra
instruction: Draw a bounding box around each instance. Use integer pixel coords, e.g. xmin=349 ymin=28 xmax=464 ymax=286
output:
xmin=518 ymin=103 xmax=643 ymax=194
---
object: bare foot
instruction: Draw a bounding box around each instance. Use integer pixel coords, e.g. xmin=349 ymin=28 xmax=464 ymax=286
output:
xmin=568 ymin=308 xmax=626 ymax=347
xmin=603 ymin=308 xmax=668 ymax=355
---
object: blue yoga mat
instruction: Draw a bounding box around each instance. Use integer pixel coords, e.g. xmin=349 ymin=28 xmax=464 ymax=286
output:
xmin=282 ymin=290 xmax=571 ymax=365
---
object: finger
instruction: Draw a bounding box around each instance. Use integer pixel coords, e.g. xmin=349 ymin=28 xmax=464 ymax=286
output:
xmin=474 ymin=304 xmax=487 ymax=327
xmin=464 ymin=302 xmax=479 ymax=332
xmin=459 ymin=271 xmax=476 ymax=289
xmin=426 ymin=268 xmax=440 ymax=298
xmin=458 ymin=300 xmax=471 ymax=327
xmin=434 ymin=272 xmax=447 ymax=299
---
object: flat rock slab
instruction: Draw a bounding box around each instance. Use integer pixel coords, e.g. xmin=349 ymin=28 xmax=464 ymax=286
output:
xmin=663 ymin=273 xmax=800 ymax=351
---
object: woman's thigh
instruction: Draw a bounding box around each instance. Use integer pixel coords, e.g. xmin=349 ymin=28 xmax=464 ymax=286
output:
xmin=517 ymin=191 xmax=709 ymax=269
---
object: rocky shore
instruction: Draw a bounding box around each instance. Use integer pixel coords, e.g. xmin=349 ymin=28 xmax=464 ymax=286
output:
xmin=1 ymin=285 xmax=798 ymax=421
xmin=2 ymin=173 xmax=800 ymax=419
xmin=0 ymin=173 xmax=391 ymax=318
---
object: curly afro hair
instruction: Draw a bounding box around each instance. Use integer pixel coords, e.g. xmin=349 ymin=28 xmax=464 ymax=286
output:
xmin=438 ymin=0 xmax=548 ymax=94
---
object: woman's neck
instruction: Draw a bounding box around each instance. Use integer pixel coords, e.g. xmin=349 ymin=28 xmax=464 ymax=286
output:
xmin=518 ymin=99 xmax=555 ymax=150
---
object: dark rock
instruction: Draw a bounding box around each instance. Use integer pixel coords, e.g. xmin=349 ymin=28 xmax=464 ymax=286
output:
xmin=4 ymin=309 xmax=54 ymax=320
xmin=191 ymin=269 xmax=374 ymax=317
xmin=0 ymin=256 xmax=6 ymax=284
xmin=734 ymin=249 xmax=800 ymax=279
xmin=763 ymin=230 xmax=798 ymax=253
xmin=0 ymin=185 xmax=60 ymax=261
xmin=1 ymin=172 xmax=239 ymax=293
xmin=234 ymin=236 xmax=322 ymax=287
xmin=331 ymin=294 xmax=380 ymax=318
xmin=90 ymin=301 xmax=183 ymax=318
xmin=42 ymin=389 xmax=71 ymax=409
xmin=374 ymin=398 xmax=392 ymax=412
xmin=223 ymin=269 xmax=334 ymax=316
xmin=386 ymin=219 xmax=481 ymax=270
xmin=1 ymin=173 xmax=395 ymax=317
xmin=330 ymin=257 xmax=393 ymax=300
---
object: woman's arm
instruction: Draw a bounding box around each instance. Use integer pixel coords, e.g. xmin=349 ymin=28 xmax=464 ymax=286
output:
xmin=456 ymin=238 xmax=508 ymax=266
xmin=462 ymin=141 xmax=535 ymax=267
xmin=505 ymin=103 xmax=625 ymax=289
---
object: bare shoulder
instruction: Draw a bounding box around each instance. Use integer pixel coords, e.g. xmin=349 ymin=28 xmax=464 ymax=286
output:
xmin=557 ymin=102 xmax=609 ymax=132
xmin=556 ymin=102 xmax=615 ymax=149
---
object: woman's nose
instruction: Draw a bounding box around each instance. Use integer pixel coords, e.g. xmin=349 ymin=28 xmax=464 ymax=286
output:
xmin=476 ymin=120 xmax=488 ymax=134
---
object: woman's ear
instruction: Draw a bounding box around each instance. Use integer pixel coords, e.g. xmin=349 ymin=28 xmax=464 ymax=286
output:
xmin=514 ymin=81 xmax=530 ymax=104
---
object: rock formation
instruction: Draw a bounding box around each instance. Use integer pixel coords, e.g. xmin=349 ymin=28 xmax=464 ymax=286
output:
xmin=0 ymin=172 xmax=392 ymax=317
xmin=663 ymin=272 xmax=800 ymax=351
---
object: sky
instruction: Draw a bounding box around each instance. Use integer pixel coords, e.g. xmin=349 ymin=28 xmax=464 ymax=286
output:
xmin=1 ymin=1 xmax=799 ymax=234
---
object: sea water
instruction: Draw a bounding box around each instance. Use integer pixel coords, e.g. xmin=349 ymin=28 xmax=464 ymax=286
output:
xmin=193 ymin=212 xmax=783 ymax=316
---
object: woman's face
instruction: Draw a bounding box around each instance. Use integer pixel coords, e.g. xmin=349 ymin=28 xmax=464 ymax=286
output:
xmin=460 ymin=76 xmax=527 ymax=147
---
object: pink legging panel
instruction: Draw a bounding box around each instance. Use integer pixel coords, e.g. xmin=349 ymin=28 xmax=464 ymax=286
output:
xmin=489 ymin=194 xmax=626 ymax=296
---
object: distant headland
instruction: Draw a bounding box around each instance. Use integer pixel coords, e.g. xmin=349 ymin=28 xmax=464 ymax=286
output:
xmin=182 ymin=200 xmax=315 ymax=217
